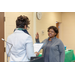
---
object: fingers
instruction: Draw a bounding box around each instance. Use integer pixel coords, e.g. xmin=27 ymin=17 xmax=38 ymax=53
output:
xmin=35 ymin=52 xmax=39 ymax=56
xmin=35 ymin=32 xmax=39 ymax=39
xmin=37 ymin=32 xmax=39 ymax=35
xmin=36 ymin=32 xmax=39 ymax=35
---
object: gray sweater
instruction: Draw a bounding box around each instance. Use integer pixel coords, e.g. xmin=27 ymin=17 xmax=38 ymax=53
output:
xmin=36 ymin=37 xmax=65 ymax=62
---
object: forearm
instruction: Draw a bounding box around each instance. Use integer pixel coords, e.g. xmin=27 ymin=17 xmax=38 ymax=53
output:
xmin=36 ymin=39 xmax=40 ymax=43
xmin=59 ymin=40 xmax=65 ymax=62
xmin=26 ymin=42 xmax=36 ymax=59
xmin=60 ymin=51 xmax=65 ymax=62
xmin=6 ymin=43 xmax=10 ymax=57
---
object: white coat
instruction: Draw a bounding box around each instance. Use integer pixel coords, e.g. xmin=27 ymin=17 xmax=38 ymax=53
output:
xmin=6 ymin=30 xmax=36 ymax=62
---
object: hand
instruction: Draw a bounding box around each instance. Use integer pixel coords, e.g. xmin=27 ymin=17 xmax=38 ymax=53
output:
xmin=35 ymin=52 xmax=39 ymax=56
xmin=35 ymin=32 xmax=39 ymax=39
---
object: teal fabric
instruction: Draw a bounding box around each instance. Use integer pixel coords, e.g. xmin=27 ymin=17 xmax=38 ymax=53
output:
xmin=14 ymin=28 xmax=29 ymax=35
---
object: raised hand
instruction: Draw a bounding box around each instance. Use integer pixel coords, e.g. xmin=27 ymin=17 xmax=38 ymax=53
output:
xmin=35 ymin=32 xmax=39 ymax=39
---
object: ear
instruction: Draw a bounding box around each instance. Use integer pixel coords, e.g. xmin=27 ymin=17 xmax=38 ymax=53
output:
xmin=24 ymin=25 xmax=27 ymax=29
xmin=55 ymin=33 xmax=57 ymax=36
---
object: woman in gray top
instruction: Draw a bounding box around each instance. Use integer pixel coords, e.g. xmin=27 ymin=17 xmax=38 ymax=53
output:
xmin=36 ymin=26 xmax=65 ymax=62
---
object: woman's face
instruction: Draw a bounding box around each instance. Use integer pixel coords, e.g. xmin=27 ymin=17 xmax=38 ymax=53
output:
xmin=48 ymin=29 xmax=56 ymax=38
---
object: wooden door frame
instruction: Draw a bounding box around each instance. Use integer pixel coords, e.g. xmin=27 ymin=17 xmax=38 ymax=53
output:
xmin=56 ymin=22 xmax=59 ymax=38
xmin=0 ymin=12 xmax=4 ymax=62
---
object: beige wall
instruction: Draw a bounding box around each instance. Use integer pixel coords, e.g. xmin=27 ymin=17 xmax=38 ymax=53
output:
xmin=61 ymin=12 xmax=75 ymax=54
xmin=4 ymin=12 xmax=62 ymax=61
xmin=4 ymin=12 xmax=34 ymax=46
xmin=5 ymin=12 xmax=75 ymax=61
xmin=4 ymin=12 xmax=34 ymax=62
xmin=36 ymin=12 xmax=62 ymax=42
xmin=36 ymin=12 xmax=62 ymax=53
xmin=36 ymin=12 xmax=75 ymax=54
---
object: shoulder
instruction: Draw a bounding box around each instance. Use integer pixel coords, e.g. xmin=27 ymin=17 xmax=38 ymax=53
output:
xmin=56 ymin=38 xmax=64 ymax=44
xmin=42 ymin=38 xmax=48 ymax=43
xmin=26 ymin=35 xmax=32 ymax=40
xmin=7 ymin=33 xmax=13 ymax=40
xmin=26 ymin=35 xmax=33 ymax=43
xmin=19 ymin=32 xmax=32 ymax=43
xmin=7 ymin=30 xmax=31 ymax=40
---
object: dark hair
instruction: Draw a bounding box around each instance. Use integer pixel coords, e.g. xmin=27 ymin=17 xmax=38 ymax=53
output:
xmin=47 ymin=26 xmax=59 ymax=36
xmin=16 ymin=15 xmax=30 ymax=28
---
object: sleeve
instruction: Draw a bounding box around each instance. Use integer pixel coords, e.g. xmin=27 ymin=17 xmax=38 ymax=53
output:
xmin=36 ymin=39 xmax=40 ymax=43
xmin=26 ymin=36 xmax=36 ymax=60
xmin=6 ymin=37 xmax=11 ymax=57
xmin=35 ymin=39 xmax=46 ymax=57
xmin=59 ymin=40 xmax=65 ymax=62
xmin=35 ymin=39 xmax=46 ymax=43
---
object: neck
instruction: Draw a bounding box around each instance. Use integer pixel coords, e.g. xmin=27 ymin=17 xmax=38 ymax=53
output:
xmin=15 ymin=28 xmax=29 ymax=35
xmin=49 ymin=36 xmax=55 ymax=41
xmin=49 ymin=38 xmax=52 ymax=41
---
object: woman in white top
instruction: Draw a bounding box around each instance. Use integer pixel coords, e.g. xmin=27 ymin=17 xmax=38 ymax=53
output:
xmin=6 ymin=15 xmax=39 ymax=62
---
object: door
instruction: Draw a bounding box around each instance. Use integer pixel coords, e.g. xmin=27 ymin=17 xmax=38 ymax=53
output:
xmin=56 ymin=22 xmax=59 ymax=38
xmin=0 ymin=12 xmax=4 ymax=62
